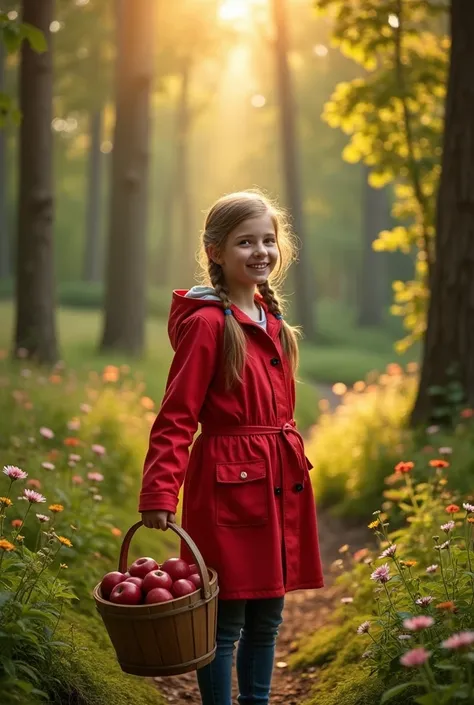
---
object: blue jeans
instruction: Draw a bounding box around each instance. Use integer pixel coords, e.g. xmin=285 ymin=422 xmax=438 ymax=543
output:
xmin=197 ymin=597 xmax=285 ymax=705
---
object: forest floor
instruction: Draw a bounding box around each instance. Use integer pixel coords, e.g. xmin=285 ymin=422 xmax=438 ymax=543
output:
xmin=152 ymin=386 xmax=371 ymax=705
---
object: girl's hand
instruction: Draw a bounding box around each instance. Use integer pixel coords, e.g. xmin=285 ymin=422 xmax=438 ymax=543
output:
xmin=141 ymin=510 xmax=176 ymax=530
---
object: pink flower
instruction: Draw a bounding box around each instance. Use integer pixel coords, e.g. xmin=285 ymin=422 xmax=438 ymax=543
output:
xmin=441 ymin=521 xmax=455 ymax=533
xmin=370 ymin=563 xmax=391 ymax=584
xmin=87 ymin=472 xmax=104 ymax=482
xmin=36 ymin=513 xmax=50 ymax=523
xmin=400 ymin=647 xmax=431 ymax=668
xmin=23 ymin=489 xmax=46 ymax=504
xmin=426 ymin=564 xmax=438 ymax=573
xmin=3 ymin=465 xmax=28 ymax=480
xmin=91 ymin=444 xmax=106 ymax=456
xmin=463 ymin=502 xmax=474 ymax=513
xmin=442 ymin=631 xmax=474 ymax=651
xmin=41 ymin=462 xmax=55 ymax=471
xmin=72 ymin=475 xmax=84 ymax=485
xmin=439 ymin=446 xmax=452 ymax=455
xmin=67 ymin=419 xmax=81 ymax=431
xmin=357 ymin=621 xmax=370 ymax=634
xmin=80 ymin=403 xmax=92 ymax=413
xmin=416 ymin=596 xmax=434 ymax=608
xmin=379 ymin=544 xmax=397 ymax=559
xmin=39 ymin=427 xmax=54 ymax=439
xmin=403 ymin=616 xmax=434 ymax=631
xmin=69 ymin=454 xmax=81 ymax=462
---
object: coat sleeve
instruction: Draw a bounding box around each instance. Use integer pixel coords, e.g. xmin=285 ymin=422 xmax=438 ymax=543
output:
xmin=138 ymin=314 xmax=218 ymax=513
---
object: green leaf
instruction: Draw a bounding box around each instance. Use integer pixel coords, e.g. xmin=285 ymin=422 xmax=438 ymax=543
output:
xmin=2 ymin=24 xmax=21 ymax=54
xmin=20 ymin=23 xmax=47 ymax=53
xmin=381 ymin=682 xmax=416 ymax=703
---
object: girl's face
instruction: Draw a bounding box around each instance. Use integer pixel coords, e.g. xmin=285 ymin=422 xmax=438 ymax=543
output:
xmin=215 ymin=212 xmax=279 ymax=290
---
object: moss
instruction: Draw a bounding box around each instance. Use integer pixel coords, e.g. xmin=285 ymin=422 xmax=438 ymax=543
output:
xmin=43 ymin=608 xmax=166 ymax=705
xmin=290 ymin=614 xmax=371 ymax=670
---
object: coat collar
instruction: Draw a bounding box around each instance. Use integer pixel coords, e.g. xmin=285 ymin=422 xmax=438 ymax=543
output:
xmin=230 ymin=296 xmax=282 ymax=341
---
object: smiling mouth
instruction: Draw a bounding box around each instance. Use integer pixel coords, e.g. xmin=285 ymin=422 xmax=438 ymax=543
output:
xmin=247 ymin=263 xmax=269 ymax=270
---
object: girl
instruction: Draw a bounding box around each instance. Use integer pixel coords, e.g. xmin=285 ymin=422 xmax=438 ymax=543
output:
xmin=139 ymin=190 xmax=323 ymax=705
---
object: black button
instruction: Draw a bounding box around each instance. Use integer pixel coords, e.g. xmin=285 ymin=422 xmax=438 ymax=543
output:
xmin=293 ymin=483 xmax=304 ymax=493
xmin=270 ymin=358 xmax=280 ymax=366
xmin=274 ymin=487 xmax=282 ymax=496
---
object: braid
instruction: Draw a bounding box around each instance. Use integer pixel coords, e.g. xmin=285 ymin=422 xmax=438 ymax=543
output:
xmin=258 ymin=280 xmax=301 ymax=375
xmin=208 ymin=260 xmax=247 ymax=387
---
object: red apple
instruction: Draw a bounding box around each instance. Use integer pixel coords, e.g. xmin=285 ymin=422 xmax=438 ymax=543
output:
xmin=161 ymin=557 xmax=190 ymax=581
xmin=110 ymin=581 xmax=142 ymax=605
xmin=145 ymin=587 xmax=174 ymax=604
xmin=100 ymin=571 xmax=126 ymax=599
xmin=188 ymin=563 xmax=198 ymax=574
xmin=129 ymin=556 xmax=159 ymax=579
xmin=189 ymin=573 xmax=202 ymax=589
xmin=142 ymin=569 xmax=173 ymax=593
xmin=125 ymin=576 xmax=143 ymax=589
xmin=171 ymin=579 xmax=197 ymax=598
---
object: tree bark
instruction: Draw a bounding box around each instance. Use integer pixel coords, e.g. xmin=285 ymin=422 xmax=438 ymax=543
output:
xmin=411 ymin=0 xmax=474 ymax=424
xmin=83 ymin=109 xmax=103 ymax=282
xmin=100 ymin=0 xmax=155 ymax=354
xmin=271 ymin=0 xmax=316 ymax=339
xmin=176 ymin=58 xmax=195 ymax=285
xmin=0 ymin=40 xmax=9 ymax=279
xmin=14 ymin=0 xmax=58 ymax=363
xmin=357 ymin=166 xmax=390 ymax=326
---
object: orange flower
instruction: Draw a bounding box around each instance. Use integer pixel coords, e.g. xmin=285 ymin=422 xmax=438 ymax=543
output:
xmin=400 ymin=560 xmax=417 ymax=568
xmin=395 ymin=461 xmax=414 ymax=474
xmin=57 ymin=536 xmax=72 ymax=548
xmin=27 ymin=479 xmax=41 ymax=489
xmin=353 ymin=548 xmax=369 ymax=563
xmin=11 ymin=519 xmax=22 ymax=528
xmin=446 ymin=504 xmax=460 ymax=514
xmin=49 ymin=374 xmax=62 ymax=384
xmin=435 ymin=601 xmax=457 ymax=612
xmin=368 ymin=520 xmax=379 ymax=529
xmin=0 ymin=538 xmax=15 ymax=551
xmin=140 ymin=396 xmax=155 ymax=410
xmin=468 ymin=517 xmax=474 ymax=524
xmin=430 ymin=459 xmax=450 ymax=469
xmin=48 ymin=449 xmax=60 ymax=460
xmin=64 ymin=437 xmax=80 ymax=447
xmin=461 ymin=408 xmax=474 ymax=419
xmin=111 ymin=527 xmax=122 ymax=537
xmin=49 ymin=504 xmax=64 ymax=513
xmin=102 ymin=365 xmax=119 ymax=382
xmin=0 ymin=497 xmax=12 ymax=507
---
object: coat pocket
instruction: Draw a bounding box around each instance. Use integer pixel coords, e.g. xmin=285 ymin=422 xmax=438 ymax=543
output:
xmin=215 ymin=460 xmax=268 ymax=527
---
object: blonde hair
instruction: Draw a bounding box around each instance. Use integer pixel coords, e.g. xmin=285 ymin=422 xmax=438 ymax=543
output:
xmin=198 ymin=189 xmax=301 ymax=387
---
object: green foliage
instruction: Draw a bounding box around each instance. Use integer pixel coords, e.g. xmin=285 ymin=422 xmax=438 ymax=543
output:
xmin=316 ymin=0 xmax=449 ymax=352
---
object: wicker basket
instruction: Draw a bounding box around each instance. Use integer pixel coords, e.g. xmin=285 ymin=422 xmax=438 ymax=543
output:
xmin=93 ymin=521 xmax=219 ymax=677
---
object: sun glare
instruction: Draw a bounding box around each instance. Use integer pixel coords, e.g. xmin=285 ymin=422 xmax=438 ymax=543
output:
xmin=219 ymin=0 xmax=250 ymax=22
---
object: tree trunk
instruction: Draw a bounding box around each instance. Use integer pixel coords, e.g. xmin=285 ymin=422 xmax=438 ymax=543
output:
xmin=154 ymin=178 xmax=175 ymax=286
xmin=100 ymin=0 xmax=155 ymax=354
xmin=176 ymin=59 xmax=195 ymax=285
xmin=271 ymin=0 xmax=316 ymax=339
xmin=14 ymin=0 xmax=58 ymax=363
xmin=411 ymin=0 xmax=474 ymax=425
xmin=83 ymin=109 xmax=103 ymax=282
xmin=0 ymin=40 xmax=9 ymax=279
xmin=357 ymin=166 xmax=390 ymax=326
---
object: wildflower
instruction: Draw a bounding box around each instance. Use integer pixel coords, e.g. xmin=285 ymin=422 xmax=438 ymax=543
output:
xmin=400 ymin=560 xmax=417 ymax=568
xmin=57 ymin=536 xmax=72 ymax=548
xmin=26 ymin=479 xmax=41 ymax=489
xmin=23 ymin=489 xmax=46 ymax=504
xmin=41 ymin=462 xmax=55 ymax=471
xmin=0 ymin=497 xmax=12 ymax=507
xmin=60 ymin=563 xmax=68 ymax=569
xmin=67 ymin=419 xmax=81 ymax=431
xmin=463 ymin=502 xmax=474 ymax=513
xmin=91 ymin=444 xmax=106 ymax=456
xmin=111 ymin=527 xmax=122 ymax=537
xmin=36 ymin=514 xmax=50 ymax=523
xmin=71 ymin=475 xmax=84 ymax=485
xmin=353 ymin=548 xmax=369 ymax=562
xmin=368 ymin=520 xmax=379 ymax=529
xmin=403 ymin=616 xmax=434 ymax=631
xmin=103 ymin=365 xmax=119 ymax=382
xmin=398 ymin=634 xmax=412 ymax=641
xmin=379 ymin=544 xmax=397 ymax=559
xmin=80 ymin=403 xmax=92 ymax=413
xmin=426 ymin=425 xmax=440 ymax=434
xmin=416 ymin=596 xmax=434 ymax=607
xmin=48 ymin=504 xmax=64 ymax=513
xmin=468 ymin=518 xmax=474 ymax=525
xmin=395 ymin=461 xmax=414 ymax=474
xmin=357 ymin=621 xmax=370 ymax=634
xmin=341 ymin=597 xmax=353 ymax=604
xmin=430 ymin=459 xmax=449 ymax=469
xmin=87 ymin=472 xmax=104 ymax=482
xmin=0 ymin=538 xmax=15 ymax=552
xmin=441 ymin=521 xmax=455 ymax=533
xmin=370 ymin=564 xmax=390 ymax=584
xmin=339 ymin=544 xmax=349 ymax=554
xmin=400 ymin=647 xmax=431 ymax=668
xmin=435 ymin=541 xmax=450 ymax=551
xmin=426 ymin=564 xmax=438 ymax=573
xmin=39 ymin=427 xmax=54 ymax=439
xmin=442 ymin=631 xmax=474 ymax=651
xmin=460 ymin=408 xmax=474 ymax=419
xmin=445 ymin=504 xmax=460 ymax=514
xmin=435 ymin=601 xmax=457 ymax=612
xmin=3 ymin=465 xmax=28 ymax=480
xmin=11 ymin=519 xmax=22 ymax=528
xmin=438 ymin=447 xmax=452 ymax=455
xmin=64 ymin=437 xmax=80 ymax=447
xmin=16 ymin=535 xmax=24 ymax=543
xmin=69 ymin=454 xmax=81 ymax=462
xmin=92 ymin=494 xmax=103 ymax=501
xmin=141 ymin=396 xmax=154 ymax=410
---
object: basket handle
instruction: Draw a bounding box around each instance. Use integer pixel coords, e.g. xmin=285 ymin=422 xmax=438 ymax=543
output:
xmin=118 ymin=521 xmax=212 ymax=600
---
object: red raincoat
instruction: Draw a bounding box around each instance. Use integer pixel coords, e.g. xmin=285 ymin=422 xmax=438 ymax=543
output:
xmin=139 ymin=290 xmax=324 ymax=600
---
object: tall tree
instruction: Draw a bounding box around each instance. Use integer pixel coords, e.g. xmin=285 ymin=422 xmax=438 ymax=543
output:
xmin=0 ymin=39 xmax=8 ymax=279
xmin=100 ymin=0 xmax=155 ymax=354
xmin=411 ymin=0 xmax=474 ymax=424
xmin=14 ymin=0 xmax=58 ymax=363
xmin=271 ymin=0 xmax=316 ymax=339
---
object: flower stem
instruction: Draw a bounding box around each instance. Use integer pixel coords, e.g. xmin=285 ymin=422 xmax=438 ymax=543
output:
xmin=438 ymin=553 xmax=451 ymax=601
